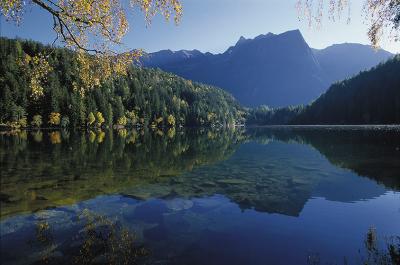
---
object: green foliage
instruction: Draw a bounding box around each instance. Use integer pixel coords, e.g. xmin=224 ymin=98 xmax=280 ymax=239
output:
xmin=0 ymin=37 xmax=245 ymax=128
xmin=87 ymin=112 xmax=96 ymax=126
xmin=31 ymin=114 xmax=43 ymax=127
xmin=125 ymin=110 xmax=138 ymax=126
xmin=18 ymin=117 xmax=27 ymax=127
xmin=246 ymin=56 xmax=400 ymax=126
xmin=293 ymin=55 xmax=400 ymax=125
xmin=246 ymin=105 xmax=305 ymax=125
xmin=95 ymin=111 xmax=105 ymax=127
xmin=61 ymin=116 xmax=70 ymax=128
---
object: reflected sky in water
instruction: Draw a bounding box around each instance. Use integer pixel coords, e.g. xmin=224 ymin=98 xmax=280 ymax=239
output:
xmin=1 ymin=126 xmax=399 ymax=265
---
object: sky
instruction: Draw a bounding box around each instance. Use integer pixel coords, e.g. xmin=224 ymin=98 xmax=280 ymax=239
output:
xmin=1 ymin=0 xmax=399 ymax=54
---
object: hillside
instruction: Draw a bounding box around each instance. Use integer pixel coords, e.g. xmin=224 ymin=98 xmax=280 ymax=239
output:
xmin=0 ymin=37 xmax=245 ymax=128
xmin=293 ymin=55 xmax=400 ymax=124
xmin=313 ymin=43 xmax=393 ymax=83
xmin=143 ymin=30 xmax=392 ymax=107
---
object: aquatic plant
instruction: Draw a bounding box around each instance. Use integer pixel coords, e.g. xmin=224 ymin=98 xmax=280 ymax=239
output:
xmin=307 ymin=228 xmax=400 ymax=265
xmin=73 ymin=209 xmax=149 ymax=265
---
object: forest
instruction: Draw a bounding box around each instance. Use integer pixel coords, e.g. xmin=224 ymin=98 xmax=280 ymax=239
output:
xmin=245 ymin=105 xmax=305 ymax=125
xmin=246 ymin=55 xmax=400 ymax=125
xmin=0 ymin=37 xmax=246 ymax=129
xmin=292 ymin=55 xmax=400 ymax=124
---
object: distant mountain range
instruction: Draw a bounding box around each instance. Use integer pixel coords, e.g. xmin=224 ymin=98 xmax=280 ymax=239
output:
xmin=142 ymin=30 xmax=393 ymax=107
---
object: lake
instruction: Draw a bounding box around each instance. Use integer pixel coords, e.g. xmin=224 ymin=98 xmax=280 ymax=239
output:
xmin=1 ymin=126 xmax=399 ymax=265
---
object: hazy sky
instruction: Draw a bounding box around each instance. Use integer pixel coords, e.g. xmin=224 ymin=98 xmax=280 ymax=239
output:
xmin=1 ymin=0 xmax=399 ymax=53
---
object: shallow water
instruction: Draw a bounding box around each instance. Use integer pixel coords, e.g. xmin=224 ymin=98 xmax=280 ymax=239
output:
xmin=1 ymin=126 xmax=399 ymax=265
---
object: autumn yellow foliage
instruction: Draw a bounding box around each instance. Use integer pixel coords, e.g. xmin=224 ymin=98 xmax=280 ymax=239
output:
xmin=18 ymin=54 xmax=52 ymax=100
xmin=117 ymin=116 xmax=127 ymax=126
xmin=49 ymin=131 xmax=61 ymax=144
xmin=48 ymin=112 xmax=61 ymax=126
xmin=155 ymin=117 xmax=163 ymax=124
xmin=296 ymin=0 xmax=399 ymax=48
xmin=1 ymin=0 xmax=183 ymax=93
xmin=96 ymin=112 xmax=105 ymax=127
xmin=87 ymin=112 xmax=96 ymax=126
xmin=167 ymin=114 xmax=176 ymax=127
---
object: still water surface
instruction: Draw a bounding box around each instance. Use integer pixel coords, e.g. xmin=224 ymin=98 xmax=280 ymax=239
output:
xmin=1 ymin=126 xmax=399 ymax=265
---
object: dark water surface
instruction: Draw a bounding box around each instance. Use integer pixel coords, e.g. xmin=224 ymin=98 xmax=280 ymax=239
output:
xmin=1 ymin=126 xmax=399 ymax=265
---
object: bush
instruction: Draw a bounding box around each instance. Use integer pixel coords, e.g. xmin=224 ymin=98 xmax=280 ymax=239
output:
xmin=61 ymin=116 xmax=70 ymax=128
xmin=117 ymin=116 xmax=127 ymax=126
xmin=31 ymin=115 xmax=43 ymax=127
xmin=48 ymin=112 xmax=61 ymax=126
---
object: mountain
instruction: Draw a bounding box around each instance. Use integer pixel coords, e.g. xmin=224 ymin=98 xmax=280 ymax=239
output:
xmin=141 ymin=49 xmax=205 ymax=67
xmin=313 ymin=43 xmax=393 ymax=83
xmin=292 ymin=55 xmax=400 ymax=124
xmin=142 ymin=30 xmax=393 ymax=107
xmin=143 ymin=30 xmax=327 ymax=107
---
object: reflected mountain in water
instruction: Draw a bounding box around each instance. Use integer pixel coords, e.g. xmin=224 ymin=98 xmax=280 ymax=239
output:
xmin=246 ymin=127 xmax=400 ymax=189
xmin=0 ymin=129 xmax=242 ymax=218
xmin=1 ymin=126 xmax=399 ymax=219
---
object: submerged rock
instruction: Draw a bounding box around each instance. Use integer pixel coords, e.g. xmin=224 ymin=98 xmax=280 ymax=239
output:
xmin=123 ymin=193 xmax=151 ymax=201
xmin=34 ymin=209 xmax=67 ymax=220
xmin=201 ymin=181 xmax=217 ymax=187
xmin=165 ymin=199 xmax=193 ymax=211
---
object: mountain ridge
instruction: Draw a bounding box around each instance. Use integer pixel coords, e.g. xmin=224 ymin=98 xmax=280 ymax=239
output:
xmin=142 ymin=30 xmax=393 ymax=107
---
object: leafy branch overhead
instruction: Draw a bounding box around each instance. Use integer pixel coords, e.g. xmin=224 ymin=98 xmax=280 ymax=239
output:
xmin=1 ymin=0 xmax=182 ymax=92
xmin=1 ymin=0 xmax=182 ymax=52
xmin=296 ymin=0 xmax=399 ymax=47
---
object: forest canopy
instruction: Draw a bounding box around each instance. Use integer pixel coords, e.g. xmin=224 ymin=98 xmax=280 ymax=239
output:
xmin=292 ymin=55 xmax=400 ymax=124
xmin=0 ymin=37 xmax=246 ymax=128
xmin=246 ymin=55 xmax=400 ymax=125
xmin=1 ymin=0 xmax=182 ymax=92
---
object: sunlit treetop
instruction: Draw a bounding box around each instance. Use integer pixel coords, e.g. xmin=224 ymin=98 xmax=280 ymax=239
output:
xmin=296 ymin=0 xmax=399 ymax=47
xmin=1 ymin=0 xmax=182 ymax=93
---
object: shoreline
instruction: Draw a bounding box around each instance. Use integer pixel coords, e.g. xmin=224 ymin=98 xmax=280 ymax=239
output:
xmin=1 ymin=124 xmax=399 ymax=134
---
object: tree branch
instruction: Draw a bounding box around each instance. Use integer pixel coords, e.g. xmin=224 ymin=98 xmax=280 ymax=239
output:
xmin=31 ymin=0 xmax=104 ymax=54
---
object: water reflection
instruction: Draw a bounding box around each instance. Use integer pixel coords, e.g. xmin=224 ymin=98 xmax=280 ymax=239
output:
xmin=1 ymin=127 xmax=399 ymax=219
xmin=0 ymin=128 xmax=242 ymax=218
xmin=2 ymin=193 xmax=399 ymax=265
xmin=1 ymin=127 xmax=399 ymax=265
xmin=246 ymin=127 xmax=400 ymax=189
